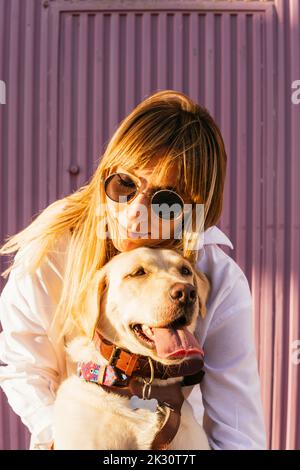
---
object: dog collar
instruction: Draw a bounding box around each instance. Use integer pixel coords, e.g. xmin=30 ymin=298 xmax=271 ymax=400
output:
xmin=76 ymin=358 xmax=201 ymax=451
xmin=79 ymin=333 xmax=206 ymax=451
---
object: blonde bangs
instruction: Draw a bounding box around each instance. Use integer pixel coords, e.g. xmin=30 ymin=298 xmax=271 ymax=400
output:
xmin=100 ymin=113 xmax=205 ymax=206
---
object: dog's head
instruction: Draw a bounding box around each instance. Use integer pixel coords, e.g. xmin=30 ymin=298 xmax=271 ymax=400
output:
xmin=85 ymin=247 xmax=210 ymax=365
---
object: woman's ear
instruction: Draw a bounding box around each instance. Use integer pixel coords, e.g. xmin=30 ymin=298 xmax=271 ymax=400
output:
xmin=85 ymin=267 xmax=108 ymax=339
xmin=193 ymin=267 xmax=211 ymax=319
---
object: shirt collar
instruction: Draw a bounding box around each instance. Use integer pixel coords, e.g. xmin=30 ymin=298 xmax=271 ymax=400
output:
xmin=202 ymin=225 xmax=234 ymax=249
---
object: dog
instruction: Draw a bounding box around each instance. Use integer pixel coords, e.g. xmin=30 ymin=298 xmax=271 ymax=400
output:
xmin=53 ymin=246 xmax=211 ymax=450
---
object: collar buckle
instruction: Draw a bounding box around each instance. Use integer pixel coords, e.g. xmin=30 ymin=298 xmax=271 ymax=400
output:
xmin=108 ymin=345 xmax=121 ymax=366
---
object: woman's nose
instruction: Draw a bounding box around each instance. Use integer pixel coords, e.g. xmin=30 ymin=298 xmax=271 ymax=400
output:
xmin=125 ymin=191 xmax=151 ymax=223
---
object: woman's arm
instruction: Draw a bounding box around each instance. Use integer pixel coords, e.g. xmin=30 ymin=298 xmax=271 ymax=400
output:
xmin=200 ymin=272 xmax=267 ymax=450
xmin=0 ymin=254 xmax=64 ymax=450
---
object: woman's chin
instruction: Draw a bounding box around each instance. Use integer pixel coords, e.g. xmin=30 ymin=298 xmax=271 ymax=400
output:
xmin=112 ymin=236 xmax=165 ymax=252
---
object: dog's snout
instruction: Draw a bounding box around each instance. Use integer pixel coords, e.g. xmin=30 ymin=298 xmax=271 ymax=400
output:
xmin=169 ymin=283 xmax=196 ymax=306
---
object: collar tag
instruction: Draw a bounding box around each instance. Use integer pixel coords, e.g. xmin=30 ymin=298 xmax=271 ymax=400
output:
xmin=129 ymin=396 xmax=158 ymax=412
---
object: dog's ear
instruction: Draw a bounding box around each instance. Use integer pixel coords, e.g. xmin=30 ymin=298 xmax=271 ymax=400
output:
xmin=193 ymin=267 xmax=211 ymax=319
xmin=84 ymin=267 xmax=108 ymax=340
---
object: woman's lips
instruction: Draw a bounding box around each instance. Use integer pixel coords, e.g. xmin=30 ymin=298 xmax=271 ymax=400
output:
xmin=127 ymin=231 xmax=150 ymax=239
xmin=119 ymin=224 xmax=150 ymax=239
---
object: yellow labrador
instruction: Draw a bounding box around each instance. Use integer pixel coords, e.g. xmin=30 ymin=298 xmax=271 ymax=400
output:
xmin=54 ymin=247 xmax=210 ymax=450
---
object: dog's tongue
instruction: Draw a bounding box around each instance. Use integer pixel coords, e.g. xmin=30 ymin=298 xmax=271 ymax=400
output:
xmin=151 ymin=326 xmax=203 ymax=359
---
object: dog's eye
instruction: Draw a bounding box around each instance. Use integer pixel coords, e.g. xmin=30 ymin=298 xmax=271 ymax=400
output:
xmin=181 ymin=265 xmax=192 ymax=276
xmin=130 ymin=267 xmax=146 ymax=277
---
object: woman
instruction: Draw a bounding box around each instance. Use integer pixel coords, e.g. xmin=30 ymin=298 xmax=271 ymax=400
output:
xmin=0 ymin=90 xmax=266 ymax=450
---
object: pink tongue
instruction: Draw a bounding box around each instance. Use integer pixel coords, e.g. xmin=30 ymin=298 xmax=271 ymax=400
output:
xmin=151 ymin=326 xmax=202 ymax=359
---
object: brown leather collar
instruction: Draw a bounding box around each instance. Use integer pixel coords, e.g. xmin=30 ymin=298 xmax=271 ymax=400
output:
xmin=91 ymin=329 xmax=205 ymax=450
xmin=93 ymin=329 xmax=205 ymax=385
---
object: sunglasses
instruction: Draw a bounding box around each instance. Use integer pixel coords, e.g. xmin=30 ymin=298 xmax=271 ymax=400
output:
xmin=103 ymin=172 xmax=185 ymax=220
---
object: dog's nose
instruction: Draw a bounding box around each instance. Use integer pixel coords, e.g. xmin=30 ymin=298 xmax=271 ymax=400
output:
xmin=169 ymin=283 xmax=196 ymax=306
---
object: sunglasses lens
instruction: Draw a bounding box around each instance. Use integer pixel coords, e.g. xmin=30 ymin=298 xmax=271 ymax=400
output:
xmin=104 ymin=173 xmax=184 ymax=219
xmin=105 ymin=173 xmax=137 ymax=202
xmin=151 ymin=190 xmax=184 ymax=220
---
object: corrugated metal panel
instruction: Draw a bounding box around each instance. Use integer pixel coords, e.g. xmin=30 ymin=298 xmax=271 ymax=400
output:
xmin=269 ymin=0 xmax=300 ymax=450
xmin=0 ymin=0 xmax=299 ymax=450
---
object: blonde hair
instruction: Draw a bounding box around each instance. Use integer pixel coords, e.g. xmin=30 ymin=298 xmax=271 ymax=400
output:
xmin=0 ymin=90 xmax=227 ymax=341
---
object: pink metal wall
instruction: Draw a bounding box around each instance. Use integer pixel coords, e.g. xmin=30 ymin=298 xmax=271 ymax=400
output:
xmin=0 ymin=0 xmax=299 ymax=450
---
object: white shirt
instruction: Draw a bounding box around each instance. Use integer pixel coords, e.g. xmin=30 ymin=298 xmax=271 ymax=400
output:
xmin=0 ymin=226 xmax=267 ymax=450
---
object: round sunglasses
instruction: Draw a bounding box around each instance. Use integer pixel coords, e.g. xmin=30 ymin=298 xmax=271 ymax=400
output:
xmin=103 ymin=172 xmax=185 ymax=220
